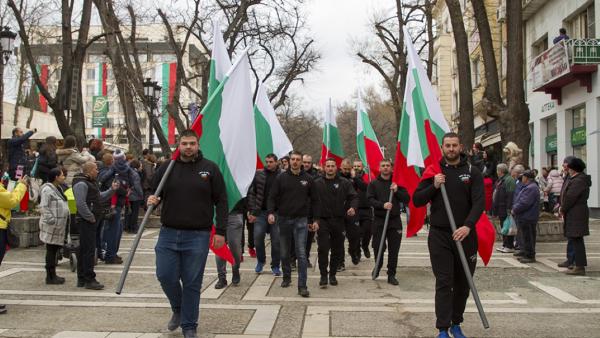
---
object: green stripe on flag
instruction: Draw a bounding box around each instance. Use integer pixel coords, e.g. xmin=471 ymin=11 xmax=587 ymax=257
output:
xmin=254 ymin=106 xmax=274 ymax=160
xmin=161 ymin=63 xmax=169 ymax=137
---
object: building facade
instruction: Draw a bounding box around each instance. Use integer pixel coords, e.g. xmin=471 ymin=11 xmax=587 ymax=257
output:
xmin=525 ymin=0 xmax=600 ymax=216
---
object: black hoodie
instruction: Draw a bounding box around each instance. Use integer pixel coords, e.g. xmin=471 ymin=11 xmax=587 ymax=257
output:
xmin=267 ymin=169 xmax=317 ymax=221
xmin=367 ymin=175 xmax=410 ymax=219
xmin=153 ymin=151 xmax=228 ymax=235
xmin=313 ymin=175 xmax=358 ymax=219
xmin=413 ymin=154 xmax=484 ymax=231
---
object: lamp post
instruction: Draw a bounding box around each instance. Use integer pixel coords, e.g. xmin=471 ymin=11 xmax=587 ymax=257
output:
xmin=0 ymin=26 xmax=17 ymax=152
xmin=143 ymin=78 xmax=161 ymax=153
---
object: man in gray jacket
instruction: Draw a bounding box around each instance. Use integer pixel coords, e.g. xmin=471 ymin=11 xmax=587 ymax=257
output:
xmin=73 ymin=161 xmax=118 ymax=290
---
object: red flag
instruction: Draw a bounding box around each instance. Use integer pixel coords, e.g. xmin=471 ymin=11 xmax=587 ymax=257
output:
xmin=20 ymin=191 xmax=29 ymax=211
xmin=209 ymin=225 xmax=235 ymax=265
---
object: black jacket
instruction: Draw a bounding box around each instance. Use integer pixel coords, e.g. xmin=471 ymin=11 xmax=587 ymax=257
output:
xmin=247 ymin=168 xmax=281 ymax=215
xmin=367 ymin=175 xmax=410 ymax=219
xmin=153 ymin=151 xmax=228 ymax=235
xmin=313 ymin=175 xmax=358 ymax=219
xmin=341 ymin=172 xmax=372 ymax=219
xmin=8 ymin=131 xmax=34 ymax=173
xmin=491 ymin=174 xmax=515 ymax=219
xmin=413 ymin=155 xmax=484 ymax=230
xmin=561 ymin=173 xmax=591 ymax=238
xmin=267 ymin=169 xmax=317 ymax=221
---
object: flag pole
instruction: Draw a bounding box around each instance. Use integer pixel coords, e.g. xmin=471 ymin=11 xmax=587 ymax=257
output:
xmin=116 ymin=47 xmax=251 ymax=295
xmin=440 ymin=184 xmax=489 ymax=329
xmin=372 ymin=190 xmax=394 ymax=280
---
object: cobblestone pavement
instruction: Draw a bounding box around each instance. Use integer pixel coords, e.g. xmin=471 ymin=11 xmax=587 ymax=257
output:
xmin=0 ymin=222 xmax=599 ymax=338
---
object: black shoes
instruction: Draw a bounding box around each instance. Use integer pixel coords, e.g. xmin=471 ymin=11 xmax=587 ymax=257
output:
xmin=307 ymin=260 xmax=313 ymax=268
xmin=298 ymin=287 xmax=310 ymax=298
xmin=351 ymin=256 xmax=360 ymax=265
xmin=387 ymin=275 xmax=399 ymax=286
xmin=557 ymin=260 xmax=571 ymax=268
xmin=319 ymin=276 xmax=328 ymax=288
xmin=214 ymin=278 xmax=228 ymax=289
xmin=77 ymin=279 xmax=85 ymax=288
xmin=232 ymin=269 xmax=241 ymax=286
xmin=337 ymin=263 xmax=346 ymax=272
xmin=363 ymin=247 xmax=371 ymax=259
xmin=167 ymin=311 xmax=181 ymax=331
xmin=105 ymin=256 xmax=123 ymax=264
xmin=84 ymin=280 xmax=104 ymax=290
xmin=518 ymin=257 xmax=536 ymax=264
xmin=329 ymin=275 xmax=338 ymax=286
xmin=513 ymin=251 xmax=525 ymax=257
xmin=281 ymin=278 xmax=291 ymax=288
xmin=0 ymin=304 xmax=6 ymax=315
xmin=45 ymin=267 xmax=65 ymax=285
xmin=182 ymin=328 xmax=198 ymax=338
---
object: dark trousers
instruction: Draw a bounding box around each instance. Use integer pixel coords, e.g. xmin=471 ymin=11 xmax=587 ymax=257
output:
xmin=344 ymin=215 xmax=362 ymax=262
xmin=428 ymin=227 xmax=477 ymax=330
xmin=317 ymin=217 xmax=345 ymax=276
xmin=519 ymin=221 xmax=537 ymax=258
xmin=0 ymin=229 xmax=7 ymax=265
xmin=500 ymin=216 xmax=515 ymax=249
xmin=246 ymin=220 xmax=254 ymax=249
xmin=566 ymin=239 xmax=575 ymax=265
xmin=360 ymin=217 xmax=372 ymax=251
xmin=76 ymin=218 xmax=98 ymax=283
xmin=570 ymin=237 xmax=587 ymax=267
xmin=372 ymin=216 xmax=402 ymax=277
xmin=45 ymin=244 xmax=61 ymax=268
xmin=125 ymin=200 xmax=142 ymax=233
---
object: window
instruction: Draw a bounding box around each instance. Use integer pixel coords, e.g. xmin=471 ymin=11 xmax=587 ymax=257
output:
xmin=472 ymin=57 xmax=480 ymax=88
xmin=569 ymin=4 xmax=596 ymax=39
xmin=532 ymin=36 xmax=548 ymax=57
xmin=570 ymin=105 xmax=586 ymax=162
xmin=86 ymin=68 xmax=95 ymax=81
xmin=572 ymin=105 xmax=586 ymax=127
xmin=547 ymin=115 xmax=557 ymax=136
xmin=86 ymin=84 xmax=95 ymax=96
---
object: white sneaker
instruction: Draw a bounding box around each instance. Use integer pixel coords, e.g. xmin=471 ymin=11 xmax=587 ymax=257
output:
xmin=496 ymin=246 xmax=507 ymax=253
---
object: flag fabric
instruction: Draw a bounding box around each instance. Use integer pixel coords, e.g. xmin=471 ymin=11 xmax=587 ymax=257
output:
xmin=209 ymin=224 xmax=235 ymax=265
xmin=394 ymin=26 xmax=493 ymax=265
xmin=319 ymin=101 xmax=345 ymax=167
xmin=35 ymin=64 xmax=49 ymax=113
xmin=208 ymin=22 xmax=232 ymax=97
xmin=95 ymin=62 xmax=107 ymax=139
xmin=155 ymin=63 xmax=177 ymax=145
xmin=356 ymin=91 xmax=384 ymax=179
xmin=254 ymin=82 xmax=293 ymax=168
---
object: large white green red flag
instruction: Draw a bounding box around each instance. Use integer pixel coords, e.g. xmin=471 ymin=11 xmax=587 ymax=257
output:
xmin=356 ymin=91 xmax=384 ymax=180
xmin=254 ymin=82 xmax=293 ymax=168
xmin=199 ymin=50 xmax=256 ymax=211
xmin=319 ymin=100 xmax=345 ymax=167
xmin=394 ymin=27 xmax=494 ymax=265
xmin=208 ymin=22 xmax=232 ymax=97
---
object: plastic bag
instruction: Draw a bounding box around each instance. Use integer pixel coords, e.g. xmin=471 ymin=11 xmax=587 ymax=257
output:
xmin=501 ymin=215 xmax=517 ymax=236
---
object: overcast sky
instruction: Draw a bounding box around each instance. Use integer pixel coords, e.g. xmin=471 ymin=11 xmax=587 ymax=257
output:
xmin=296 ymin=0 xmax=396 ymax=117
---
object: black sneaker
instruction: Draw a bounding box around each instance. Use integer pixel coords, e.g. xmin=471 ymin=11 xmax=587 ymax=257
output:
xmin=182 ymin=328 xmax=198 ymax=338
xmin=337 ymin=264 xmax=346 ymax=272
xmin=298 ymin=287 xmax=310 ymax=298
xmin=77 ymin=279 xmax=85 ymax=288
xmin=518 ymin=257 xmax=536 ymax=264
xmin=329 ymin=275 xmax=338 ymax=286
xmin=319 ymin=276 xmax=328 ymax=288
xmin=352 ymin=256 xmax=360 ymax=265
xmin=84 ymin=280 xmax=104 ymax=290
xmin=167 ymin=311 xmax=181 ymax=331
xmin=387 ymin=276 xmax=399 ymax=286
xmin=214 ymin=278 xmax=228 ymax=289
xmin=281 ymin=278 xmax=291 ymax=288
xmin=0 ymin=305 xmax=5 ymax=315
xmin=232 ymin=269 xmax=241 ymax=286
xmin=557 ymin=260 xmax=571 ymax=268
xmin=307 ymin=260 xmax=313 ymax=268
xmin=363 ymin=247 xmax=371 ymax=259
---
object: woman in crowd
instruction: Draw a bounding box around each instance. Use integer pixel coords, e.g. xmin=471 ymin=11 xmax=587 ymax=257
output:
xmin=545 ymin=168 xmax=564 ymax=211
xmin=36 ymin=136 xmax=58 ymax=183
xmin=39 ymin=167 xmax=70 ymax=284
xmin=560 ymin=157 xmax=591 ymax=276
xmin=125 ymin=159 xmax=144 ymax=233
xmin=56 ymin=135 xmax=96 ymax=186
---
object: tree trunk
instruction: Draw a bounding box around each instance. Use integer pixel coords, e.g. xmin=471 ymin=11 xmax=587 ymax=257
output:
xmin=471 ymin=0 xmax=504 ymax=118
xmin=446 ymin=0 xmax=475 ymax=149
xmin=504 ymin=0 xmax=530 ymax=165
xmin=425 ymin=0 xmax=435 ymax=80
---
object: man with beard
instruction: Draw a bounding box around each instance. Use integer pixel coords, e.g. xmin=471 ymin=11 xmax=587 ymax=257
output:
xmin=339 ymin=159 xmax=367 ymax=266
xmin=313 ymin=158 xmax=358 ymax=287
xmin=413 ymin=132 xmax=484 ymax=338
xmin=367 ymin=159 xmax=409 ymax=285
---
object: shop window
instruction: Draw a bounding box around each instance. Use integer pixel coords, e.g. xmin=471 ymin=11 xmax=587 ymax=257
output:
xmin=570 ymin=105 xmax=586 ymax=163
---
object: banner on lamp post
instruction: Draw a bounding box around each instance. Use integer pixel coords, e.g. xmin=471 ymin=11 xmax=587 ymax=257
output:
xmin=92 ymin=96 xmax=109 ymax=127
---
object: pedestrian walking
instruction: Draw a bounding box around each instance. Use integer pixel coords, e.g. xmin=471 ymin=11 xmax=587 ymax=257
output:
xmin=367 ymin=159 xmax=409 ymax=286
xmin=267 ymin=150 xmax=317 ymax=298
xmin=511 ymin=170 xmax=540 ymax=263
xmin=247 ymin=154 xmax=282 ymax=276
xmin=72 ymin=162 xmax=118 ymax=290
xmin=353 ymin=160 xmax=373 ymax=259
xmin=493 ymin=163 xmax=516 ymax=253
xmin=560 ymin=157 xmax=590 ymax=276
xmin=147 ymin=129 xmax=228 ymax=338
xmin=413 ymin=132 xmax=485 ymax=338
xmin=39 ymin=168 xmax=70 ymax=285
xmin=339 ymin=159 xmax=365 ymax=265
xmin=312 ymin=158 xmax=358 ymax=288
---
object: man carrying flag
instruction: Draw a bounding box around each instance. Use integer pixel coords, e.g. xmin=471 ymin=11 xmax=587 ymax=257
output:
xmin=148 ymin=129 xmax=228 ymax=338
xmin=413 ymin=132 xmax=485 ymax=338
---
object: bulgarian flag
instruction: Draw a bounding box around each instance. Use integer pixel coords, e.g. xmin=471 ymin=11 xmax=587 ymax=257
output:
xmin=208 ymin=22 xmax=232 ymax=97
xmin=254 ymin=82 xmax=293 ymax=169
xmin=155 ymin=63 xmax=177 ymax=145
xmin=394 ymin=26 xmax=494 ymax=265
xmin=356 ymin=91 xmax=384 ymax=180
xmin=96 ymin=62 xmax=107 ymax=139
xmin=319 ymin=100 xmax=344 ymax=167
xmin=35 ymin=64 xmax=49 ymax=113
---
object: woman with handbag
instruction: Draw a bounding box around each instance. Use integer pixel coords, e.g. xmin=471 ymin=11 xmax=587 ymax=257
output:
xmin=0 ymin=169 xmax=29 ymax=315
xmin=39 ymin=168 xmax=70 ymax=284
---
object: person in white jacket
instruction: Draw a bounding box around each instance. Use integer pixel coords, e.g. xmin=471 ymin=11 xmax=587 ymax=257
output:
xmin=544 ymin=168 xmax=564 ymax=211
xmin=56 ymin=136 xmax=95 ymax=186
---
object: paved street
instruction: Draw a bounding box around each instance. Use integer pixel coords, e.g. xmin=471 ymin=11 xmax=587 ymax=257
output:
xmin=0 ymin=221 xmax=599 ymax=338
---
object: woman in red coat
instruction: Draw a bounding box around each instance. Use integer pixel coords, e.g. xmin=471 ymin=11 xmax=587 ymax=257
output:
xmin=483 ymin=174 xmax=494 ymax=212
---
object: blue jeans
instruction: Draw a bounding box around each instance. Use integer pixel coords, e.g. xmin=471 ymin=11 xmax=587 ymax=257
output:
xmin=155 ymin=227 xmax=210 ymax=331
xmin=278 ymin=216 xmax=308 ymax=288
xmin=103 ymin=206 xmax=123 ymax=261
xmin=216 ymin=213 xmax=243 ymax=278
xmin=253 ymin=211 xmax=280 ymax=268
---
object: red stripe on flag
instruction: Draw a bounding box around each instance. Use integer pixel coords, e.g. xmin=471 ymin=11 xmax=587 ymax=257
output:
xmin=101 ymin=63 xmax=108 ymax=96
xmin=39 ymin=65 xmax=49 ymax=113
xmin=393 ymin=142 xmax=425 ymax=238
xmin=363 ymin=136 xmax=383 ymax=179
xmin=256 ymin=153 xmax=264 ymax=169
xmin=476 ymin=213 xmax=495 ymax=266
xmin=210 ymin=225 xmax=235 ymax=265
xmin=319 ymin=144 xmax=343 ymax=167
xmin=168 ymin=63 xmax=177 ymax=145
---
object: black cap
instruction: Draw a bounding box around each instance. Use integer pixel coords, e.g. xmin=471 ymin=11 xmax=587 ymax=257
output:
xmin=567 ymin=157 xmax=586 ymax=173
xmin=522 ymin=170 xmax=536 ymax=179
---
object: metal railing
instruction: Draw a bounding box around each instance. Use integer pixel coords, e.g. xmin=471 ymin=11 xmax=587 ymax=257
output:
xmin=565 ymin=39 xmax=600 ymax=64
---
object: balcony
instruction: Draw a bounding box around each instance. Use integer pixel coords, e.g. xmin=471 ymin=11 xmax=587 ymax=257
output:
xmin=530 ymin=39 xmax=600 ymax=105
xmin=522 ymin=0 xmax=549 ymax=21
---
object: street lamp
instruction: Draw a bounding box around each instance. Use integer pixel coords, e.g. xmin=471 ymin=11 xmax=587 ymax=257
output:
xmin=143 ymin=78 xmax=161 ymax=152
xmin=0 ymin=26 xmax=17 ymax=151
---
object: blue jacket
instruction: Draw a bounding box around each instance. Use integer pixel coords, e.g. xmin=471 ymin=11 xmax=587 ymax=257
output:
xmin=512 ymin=181 xmax=540 ymax=223
xmin=8 ymin=131 xmax=34 ymax=171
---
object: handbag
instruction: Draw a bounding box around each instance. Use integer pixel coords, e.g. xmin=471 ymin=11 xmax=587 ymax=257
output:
xmin=501 ymin=215 xmax=517 ymax=236
xmin=6 ymin=224 xmax=20 ymax=248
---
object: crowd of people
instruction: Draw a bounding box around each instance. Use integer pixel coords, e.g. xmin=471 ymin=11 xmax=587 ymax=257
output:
xmin=0 ymin=129 xmax=593 ymax=338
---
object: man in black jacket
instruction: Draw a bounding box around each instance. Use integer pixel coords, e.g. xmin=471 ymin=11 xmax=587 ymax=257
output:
xmin=313 ymin=158 xmax=358 ymax=287
xmin=353 ymin=160 xmax=373 ymax=258
xmin=147 ymin=130 xmax=228 ymax=338
xmin=268 ymin=150 xmax=317 ymax=298
xmin=340 ymin=159 xmax=367 ymax=266
xmin=247 ymin=154 xmax=282 ymax=276
xmin=367 ymin=159 xmax=410 ymax=285
xmin=413 ymin=132 xmax=484 ymax=338
xmin=7 ymin=127 xmax=35 ymax=179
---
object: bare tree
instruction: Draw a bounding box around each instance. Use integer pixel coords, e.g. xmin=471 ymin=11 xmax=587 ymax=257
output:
xmin=278 ymin=95 xmax=321 ymax=158
xmin=445 ymin=0 xmax=475 ymax=149
xmin=504 ymin=0 xmax=530 ymax=163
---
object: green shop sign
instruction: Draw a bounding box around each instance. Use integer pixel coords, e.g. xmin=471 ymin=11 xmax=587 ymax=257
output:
xmin=92 ymin=96 xmax=109 ymax=128
xmin=571 ymin=126 xmax=586 ymax=146
xmin=545 ymin=134 xmax=557 ymax=153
